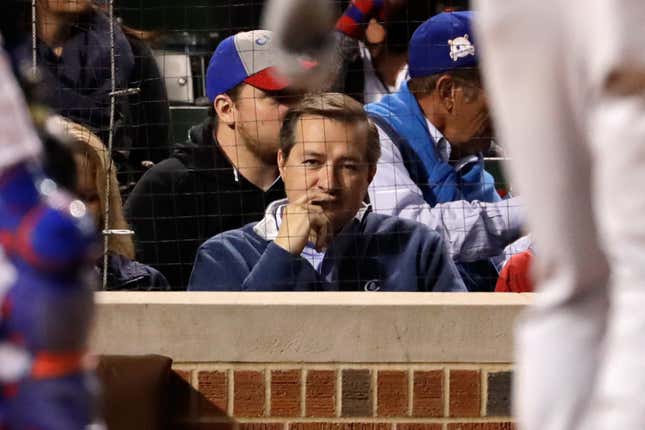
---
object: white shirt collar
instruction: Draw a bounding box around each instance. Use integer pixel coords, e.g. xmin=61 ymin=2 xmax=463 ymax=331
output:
xmin=253 ymin=198 xmax=370 ymax=241
xmin=253 ymin=198 xmax=370 ymax=274
xmin=425 ymin=118 xmax=451 ymax=162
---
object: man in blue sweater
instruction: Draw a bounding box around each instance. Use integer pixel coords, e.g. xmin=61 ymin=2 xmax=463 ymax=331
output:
xmin=188 ymin=93 xmax=466 ymax=292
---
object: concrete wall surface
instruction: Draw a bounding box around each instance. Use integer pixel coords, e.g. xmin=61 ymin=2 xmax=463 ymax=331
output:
xmin=92 ymin=292 xmax=532 ymax=364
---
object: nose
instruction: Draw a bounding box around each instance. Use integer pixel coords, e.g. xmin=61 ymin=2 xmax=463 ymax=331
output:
xmin=317 ymin=162 xmax=340 ymax=192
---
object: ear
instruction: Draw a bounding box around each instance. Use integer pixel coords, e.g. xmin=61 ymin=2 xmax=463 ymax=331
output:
xmin=435 ymin=75 xmax=455 ymax=113
xmin=214 ymin=94 xmax=236 ymax=127
xmin=277 ymin=149 xmax=287 ymax=177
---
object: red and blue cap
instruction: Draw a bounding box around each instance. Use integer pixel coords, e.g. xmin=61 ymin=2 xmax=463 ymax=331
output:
xmin=206 ymin=30 xmax=314 ymax=101
xmin=408 ymin=11 xmax=478 ymax=78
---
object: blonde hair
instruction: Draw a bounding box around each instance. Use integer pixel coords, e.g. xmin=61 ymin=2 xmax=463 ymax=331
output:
xmin=53 ymin=117 xmax=136 ymax=260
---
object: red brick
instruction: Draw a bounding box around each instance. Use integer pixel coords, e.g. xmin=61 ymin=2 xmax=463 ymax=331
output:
xmin=377 ymin=371 xmax=408 ymax=417
xmin=413 ymin=370 xmax=443 ymax=417
xmin=234 ymin=370 xmax=265 ymax=417
xmin=447 ymin=423 xmax=516 ymax=430
xmin=306 ymin=370 xmax=336 ymax=417
xmin=289 ymin=424 xmax=391 ymax=430
xmin=271 ymin=370 xmax=301 ymax=417
xmin=397 ymin=424 xmax=443 ymax=430
xmin=198 ymin=371 xmax=228 ymax=416
xmin=449 ymin=370 xmax=481 ymax=418
xmin=240 ymin=424 xmax=285 ymax=430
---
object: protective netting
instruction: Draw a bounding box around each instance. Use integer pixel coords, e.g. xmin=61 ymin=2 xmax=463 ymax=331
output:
xmin=22 ymin=0 xmax=528 ymax=292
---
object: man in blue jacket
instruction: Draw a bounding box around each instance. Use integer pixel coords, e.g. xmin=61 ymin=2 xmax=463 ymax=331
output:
xmin=366 ymin=11 xmax=498 ymax=207
xmin=364 ymin=11 xmax=509 ymax=291
xmin=188 ymin=93 xmax=466 ymax=292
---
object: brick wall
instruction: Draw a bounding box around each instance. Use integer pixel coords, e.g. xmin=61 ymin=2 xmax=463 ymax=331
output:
xmin=170 ymin=365 xmax=514 ymax=430
xmin=93 ymin=293 xmax=528 ymax=429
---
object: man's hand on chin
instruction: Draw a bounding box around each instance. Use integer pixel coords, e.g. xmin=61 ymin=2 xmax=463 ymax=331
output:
xmin=274 ymin=193 xmax=333 ymax=255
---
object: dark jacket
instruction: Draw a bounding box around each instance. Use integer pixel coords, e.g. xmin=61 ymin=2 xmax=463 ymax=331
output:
xmin=99 ymin=253 xmax=170 ymax=291
xmin=125 ymin=34 xmax=171 ymax=170
xmin=188 ymin=199 xmax=466 ymax=292
xmin=124 ymin=118 xmax=285 ymax=289
xmin=37 ymin=9 xmax=134 ymax=146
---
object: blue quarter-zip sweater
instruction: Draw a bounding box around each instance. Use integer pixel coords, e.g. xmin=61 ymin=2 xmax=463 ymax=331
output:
xmin=188 ymin=200 xmax=466 ymax=292
xmin=365 ymin=81 xmax=500 ymax=205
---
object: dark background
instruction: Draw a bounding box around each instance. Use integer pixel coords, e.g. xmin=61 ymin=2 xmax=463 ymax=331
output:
xmin=115 ymin=0 xmax=470 ymax=41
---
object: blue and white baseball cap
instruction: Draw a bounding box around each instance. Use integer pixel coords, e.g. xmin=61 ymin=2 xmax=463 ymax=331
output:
xmin=408 ymin=11 xmax=478 ymax=78
xmin=206 ymin=30 xmax=315 ymax=101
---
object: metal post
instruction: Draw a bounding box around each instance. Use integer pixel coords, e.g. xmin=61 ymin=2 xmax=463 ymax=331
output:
xmin=103 ymin=0 xmax=117 ymax=290
xmin=31 ymin=0 xmax=37 ymax=75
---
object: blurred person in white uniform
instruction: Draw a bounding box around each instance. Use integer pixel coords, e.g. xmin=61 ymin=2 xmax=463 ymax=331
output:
xmin=475 ymin=1 xmax=645 ymax=429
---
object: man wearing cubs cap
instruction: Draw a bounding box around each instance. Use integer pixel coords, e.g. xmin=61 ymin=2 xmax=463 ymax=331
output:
xmin=125 ymin=30 xmax=307 ymax=289
xmin=367 ymin=11 xmax=499 ymax=205
xmin=363 ymin=11 xmax=527 ymax=290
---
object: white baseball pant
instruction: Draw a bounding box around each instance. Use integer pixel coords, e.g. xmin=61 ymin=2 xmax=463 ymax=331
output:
xmin=475 ymin=1 xmax=645 ymax=429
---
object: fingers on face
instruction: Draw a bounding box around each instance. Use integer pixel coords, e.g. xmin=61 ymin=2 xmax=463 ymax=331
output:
xmin=306 ymin=208 xmax=332 ymax=251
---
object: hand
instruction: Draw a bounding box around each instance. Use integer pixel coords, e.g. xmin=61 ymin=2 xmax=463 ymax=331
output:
xmin=274 ymin=193 xmax=334 ymax=255
xmin=454 ymin=121 xmax=494 ymax=158
xmin=452 ymin=136 xmax=492 ymax=160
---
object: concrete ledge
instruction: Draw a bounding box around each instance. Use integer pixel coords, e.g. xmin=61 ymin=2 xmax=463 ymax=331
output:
xmin=92 ymin=292 xmax=532 ymax=363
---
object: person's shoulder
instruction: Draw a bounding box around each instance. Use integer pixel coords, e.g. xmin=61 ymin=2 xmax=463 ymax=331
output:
xmin=148 ymin=156 xmax=188 ymax=172
xmin=125 ymin=33 xmax=152 ymax=57
xmin=125 ymin=158 xmax=190 ymax=211
xmin=199 ymin=223 xmax=265 ymax=253
xmin=365 ymin=87 xmax=406 ymax=114
xmin=364 ymin=212 xmax=442 ymax=240
xmin=137 ymin=157 xmax=189 ymax=186
xmin=106 ymin=254 xmax=170 ymax=291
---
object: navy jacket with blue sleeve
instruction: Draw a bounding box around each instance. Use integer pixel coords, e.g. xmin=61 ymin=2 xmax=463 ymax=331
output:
xmin=188 ymin=212 xmax=466 ymax=292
